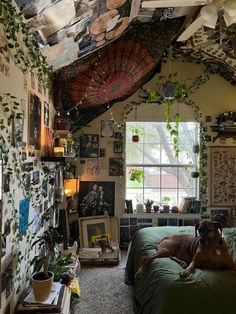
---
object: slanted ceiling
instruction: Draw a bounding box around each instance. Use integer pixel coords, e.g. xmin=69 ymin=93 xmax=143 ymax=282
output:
xmin=15 ymin=0 xmax=236 ymax=127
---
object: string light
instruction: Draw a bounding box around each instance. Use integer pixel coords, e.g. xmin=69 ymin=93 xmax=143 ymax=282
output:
xmin=56 ymin=96 xmax=84 ymax=117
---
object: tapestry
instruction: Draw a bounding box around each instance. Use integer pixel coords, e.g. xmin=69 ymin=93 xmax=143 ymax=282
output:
xmin=54 ymin=18 xmax=184 ymax=130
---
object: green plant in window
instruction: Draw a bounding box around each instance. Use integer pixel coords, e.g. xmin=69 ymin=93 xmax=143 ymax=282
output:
xmin=129 ymin=169 xmax=145 ymax=183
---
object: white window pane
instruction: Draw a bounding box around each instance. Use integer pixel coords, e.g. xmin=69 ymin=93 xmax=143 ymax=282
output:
xmin=144 ymin=167 xmax=160 ymax=188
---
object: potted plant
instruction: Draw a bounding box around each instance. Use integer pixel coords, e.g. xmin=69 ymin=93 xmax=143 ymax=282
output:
xmin=161 ymin=196 xmax=171 ymax=213
xmin=31 ymin=226 xmax=63 ymax=302
xmin=129 ymin=169 xmax=145 ymax=184
xmin=144 ymin=199 xmax=154 ymax=213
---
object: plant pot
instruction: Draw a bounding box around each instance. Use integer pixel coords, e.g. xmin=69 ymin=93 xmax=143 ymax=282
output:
xmin=153 ymin=205 xmax=159 ymax=213
xmin=132 ymin=135 xmax=139 ymax=142
xmin=171 ymin=206 xmax=179 ymax=213
xmin=191 ymin=171 xmax=199 ymax=178
xmin=31 ymin=271 xmax=54 ymax=302
xmin=145 ymin=206 xmax=152 ymax=213
xmin=163 ymin=205 xmax=170 ymax=213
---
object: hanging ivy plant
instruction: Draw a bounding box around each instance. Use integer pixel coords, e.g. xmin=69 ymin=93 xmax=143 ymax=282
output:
xmin=141 ymin=71 xmax=209 ymax=157
xmin=0 ymin=0 xmax=52 ymax=87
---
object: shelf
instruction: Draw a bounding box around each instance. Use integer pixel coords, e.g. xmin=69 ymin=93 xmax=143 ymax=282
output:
xmin=41 ymin=156 xmax=67 ymax=162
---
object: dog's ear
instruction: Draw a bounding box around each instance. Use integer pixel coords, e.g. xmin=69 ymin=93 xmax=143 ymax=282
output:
xmin=213 ymin=222 xmax=222 ymax=235
xmin=195 ymin=223 xmax=200 ymax=237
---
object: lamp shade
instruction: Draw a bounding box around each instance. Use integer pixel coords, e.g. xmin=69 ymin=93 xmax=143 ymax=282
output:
xmin=64 ymin=178 xmax=80 ymax=197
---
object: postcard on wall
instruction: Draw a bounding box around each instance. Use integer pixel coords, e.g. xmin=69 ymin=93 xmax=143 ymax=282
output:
xmin=44 ymin=102 xmax=49 ymax=126
xmin=19 ymin=198 xmax=30 ymax=236
xmin=28 ymin=93 xmax=42 ymax=150
xmin=32 ymin=207 xmax=42 ymax=234
xmin=87 ymin=159 xmax=100 ymax=175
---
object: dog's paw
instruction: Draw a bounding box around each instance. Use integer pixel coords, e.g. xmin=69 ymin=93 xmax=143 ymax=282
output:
xmin=179 ymin=261 xmax=188 ymax=269
xmin=179 ymin=269 xmax=192 ymax=279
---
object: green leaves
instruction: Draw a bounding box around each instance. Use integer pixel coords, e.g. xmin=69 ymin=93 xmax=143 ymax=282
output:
xmin=0 ymin=0 xmax=52 ymax=87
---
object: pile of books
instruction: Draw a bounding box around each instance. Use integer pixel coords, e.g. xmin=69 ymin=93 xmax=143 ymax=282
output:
xmin=16 ymin=282 xmax=71 ymax=314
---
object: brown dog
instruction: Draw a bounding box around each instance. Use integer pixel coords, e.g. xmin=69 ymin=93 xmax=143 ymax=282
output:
xmin=136 ymin=220 xmax=236 ymax=279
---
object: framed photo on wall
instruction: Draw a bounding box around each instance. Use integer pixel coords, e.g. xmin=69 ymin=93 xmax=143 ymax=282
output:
xmin=79 ymin=181 xmax=115 ymax=217
xmin=79 ymin=215 xmax=110 ymax=248
xmin=79 ymin=134 xmax=99 ymax=158
xmin=210 ymin=146 xmax=236 ymax=207
xmin=28 ymin=93 xmax=41 ymax=149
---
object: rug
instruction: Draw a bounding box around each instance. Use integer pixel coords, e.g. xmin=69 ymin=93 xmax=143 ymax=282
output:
xmin=72 ymin=251 xmax=134 ymax=314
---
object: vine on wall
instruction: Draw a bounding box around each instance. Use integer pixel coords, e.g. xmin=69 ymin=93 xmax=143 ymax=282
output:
xmin=0 ymin=93 xmax=59 ymax=294
xmin=0 ymin=0 xmax=52 ymax=87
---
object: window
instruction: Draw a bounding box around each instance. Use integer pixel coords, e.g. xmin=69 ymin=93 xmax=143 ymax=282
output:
xmin=125 ymin=122 xmax=200 ymax=209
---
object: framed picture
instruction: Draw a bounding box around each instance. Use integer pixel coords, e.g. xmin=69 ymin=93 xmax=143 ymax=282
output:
xmin=28 ymin=93 xmax=41 ymax=150
xmin=113 ymin=140 xmax=122 ymax=153
xmin=109 ymin=158 xmax=123 ymax=176
xmin=44 ymin=102 xmax=49 ymax=126
xmin=101 ymin=120 xmax=114 ymax=138
xmin=114 ymin=132 xmax=123 ymax=139
xmin=210 ymin=147 xmax=236 ymax=207
xmin=87 ymin=159 xmax=100 ymax=175
xmin=79 ymin=134 xmax=99 ymax=158
xmin=79 ymin=181 xmax=115 ymax=217
xmin=79 ymin=215 xmax=110 ymax=248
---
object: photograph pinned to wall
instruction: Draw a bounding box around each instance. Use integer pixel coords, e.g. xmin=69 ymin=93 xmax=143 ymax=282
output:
xmin=113 ymin=140 xmax=123 ymax=153
xmin=22 ymin=162 xmax=34 ymax=172
xmin=4 ymin=220 xmax=11 ymax=236
xmin=0 ymin=25 xmax=10 ymax=76
xmin=22 ymin=173 xmax=31 ymax=192
xmin=44 ymin=102 xmax=49 ymax=126
xmin=100 ymin=148 xmax=106 ymax=157
xmin=28 ymin=145 xmax=35 ymax=157
xmin=210 ymin=146 xmax=236 ymax=207
xmin=101 ymin=120 xmax=114 ymax=138
xmin=19 ymin=198 xmax=30 ymax=236
xmin=31 ymin=72 xmax=35 ymax=89
xmin=32 ymin=207 xmax=43 ymax=234
xmin=79 ymin=181 xmax=115 ymax=217
xmin=44 ymin=200 xmax=49 ymax=212
xmin=28 ymin=93 xmax=41 ymax=149
xmin=14 ymin=102 xmax=25 ymax=148
xmin=42 ymin=178 xmax=48 ymax=198
xmin=3 ymin=173 xmax=10 ymax=193
xmin=32 ymin=170 xmax=40 ymax=185
xmin=79 ymin=215 xmax=110 ymax=248
xmin=114 ymin=132 xmax=123 ymax=139
xmin=79 ymin=134 xmax=99 ymax=158
xmin=109 ymin=158 xmax=123 ymax=176
xmin=1 ymin=233 xmax=6 ymax=257
xmin=87 ymin=159 xmax=100 ymax=175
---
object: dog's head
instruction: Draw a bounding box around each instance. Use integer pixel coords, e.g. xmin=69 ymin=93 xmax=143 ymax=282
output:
xmin=195 ymin=220 xmax=222 ymax=244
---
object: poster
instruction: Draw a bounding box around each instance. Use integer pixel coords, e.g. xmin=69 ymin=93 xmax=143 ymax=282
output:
xmin=28 ymin=93 xmax=41 ymax=149
xmin=19 ymin=198 xmax=30 ymax=236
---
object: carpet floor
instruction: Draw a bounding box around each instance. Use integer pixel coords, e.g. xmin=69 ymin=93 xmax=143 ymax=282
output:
xmin=72 ymin=250 xmax=134 ymax=314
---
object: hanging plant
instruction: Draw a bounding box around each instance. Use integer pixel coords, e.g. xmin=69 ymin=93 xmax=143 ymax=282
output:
xmin=140 ymin=70 xmax=209 ymax=157
xmin=0 ymin=0 xmax=52 ymax=87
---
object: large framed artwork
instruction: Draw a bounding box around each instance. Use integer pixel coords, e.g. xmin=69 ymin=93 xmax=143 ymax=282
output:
xmin=28 ymin=93 xmax=41 ymax=149
xmin=79 ymin=181 xmax=115 ymax=217
xmin=210 ymin=146 xmax=236 ymax=207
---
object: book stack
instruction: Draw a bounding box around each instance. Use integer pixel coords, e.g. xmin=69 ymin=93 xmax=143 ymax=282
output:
xmin=16 ymin=282 xmax=71 ymax=314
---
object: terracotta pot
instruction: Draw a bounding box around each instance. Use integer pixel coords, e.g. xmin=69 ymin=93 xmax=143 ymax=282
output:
xmin=153 ymin=205 xmax=159 ymax=213
xmin=32 ymin=271 xmax=54 ymax=302
xmin=132 ymin=135 xmax=139 ymax=142
xmin=145 ymin=206 xmax=152 ymax=213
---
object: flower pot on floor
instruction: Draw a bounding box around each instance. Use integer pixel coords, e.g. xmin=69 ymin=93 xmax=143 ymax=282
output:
xmin=31 ymin=271 xmax=54 ymax=302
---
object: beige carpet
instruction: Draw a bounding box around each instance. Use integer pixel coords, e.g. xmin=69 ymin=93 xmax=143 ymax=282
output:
xmin=72 ymin=251 xmax=134 ymax=314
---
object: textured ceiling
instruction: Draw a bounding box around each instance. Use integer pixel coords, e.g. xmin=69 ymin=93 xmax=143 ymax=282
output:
xmin=14 ymin=1 xmax=236 ymax=128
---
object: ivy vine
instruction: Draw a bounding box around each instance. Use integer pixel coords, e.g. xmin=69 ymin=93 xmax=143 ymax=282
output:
xmin=0 ymin=0 xmax=52 ymax=87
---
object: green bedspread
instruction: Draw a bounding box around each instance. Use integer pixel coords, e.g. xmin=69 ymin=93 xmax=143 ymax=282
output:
xmin=125 ymin=226 xmax=236 ymax=314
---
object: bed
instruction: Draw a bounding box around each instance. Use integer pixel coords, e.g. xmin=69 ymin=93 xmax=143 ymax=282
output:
xmin=125 ymin=226 xmax=236 ymax=314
